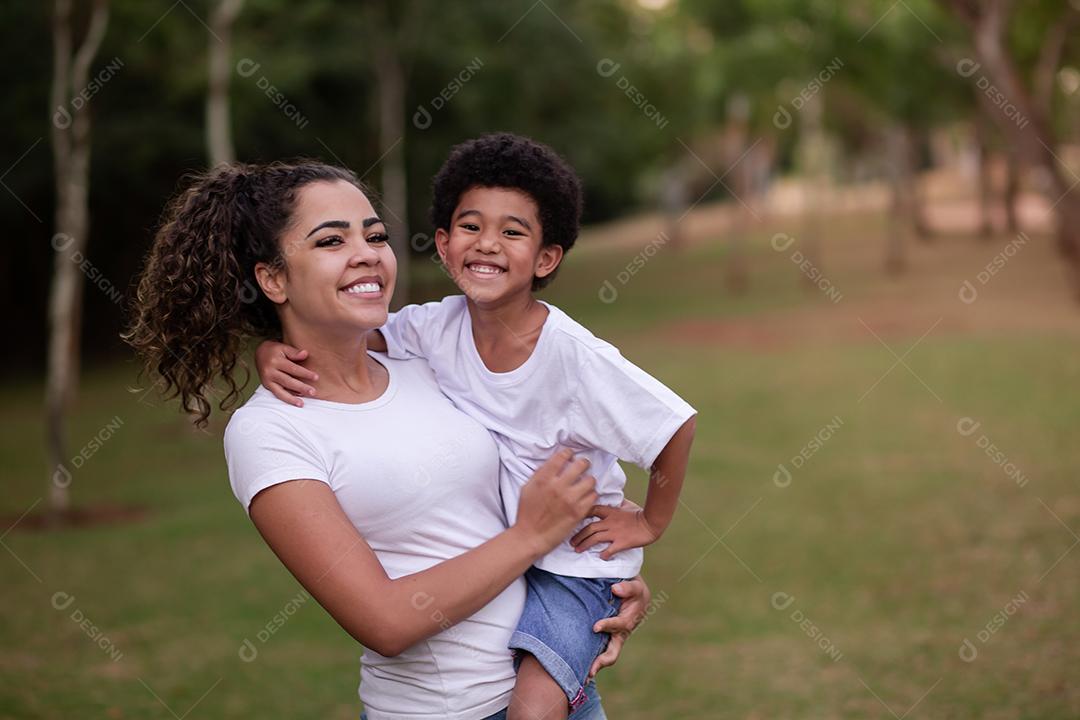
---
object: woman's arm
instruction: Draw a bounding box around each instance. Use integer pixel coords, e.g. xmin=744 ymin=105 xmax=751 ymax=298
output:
xmin=249 ymin=449 xmax=596 ymax=657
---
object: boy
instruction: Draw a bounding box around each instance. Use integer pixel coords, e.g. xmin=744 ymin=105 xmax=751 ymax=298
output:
xmin=256 ymin=133 xmax=696 ymax=718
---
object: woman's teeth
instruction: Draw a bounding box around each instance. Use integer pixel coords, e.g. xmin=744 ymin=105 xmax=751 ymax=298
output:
xmin=343 ymin=282 xmax=381 ymax=294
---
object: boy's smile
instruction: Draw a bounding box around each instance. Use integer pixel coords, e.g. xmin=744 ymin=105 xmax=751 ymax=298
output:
xmin=436 ymin=186 xmax=563 ymax=306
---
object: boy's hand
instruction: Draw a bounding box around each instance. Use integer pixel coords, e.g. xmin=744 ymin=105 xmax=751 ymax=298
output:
xmin=570 ymin=505 xmax=661 ymax=560
xmin=254 ymin=340 xmax=318 ymax=407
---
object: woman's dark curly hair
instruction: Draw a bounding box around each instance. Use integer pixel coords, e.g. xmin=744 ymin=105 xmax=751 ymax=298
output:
xmin=430 ymin=133 xmax=582 ymax=290
xmin=123 ymin=160 xmax=367 ymax=427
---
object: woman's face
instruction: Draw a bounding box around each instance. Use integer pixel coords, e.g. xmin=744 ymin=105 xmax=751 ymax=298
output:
xmin=256 ymin=180 xmax=396 ymax=335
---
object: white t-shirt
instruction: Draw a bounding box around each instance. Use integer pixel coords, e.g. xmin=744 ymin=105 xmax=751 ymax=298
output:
xmin=381 ymin=296 xmax=697 ymax=579
xmin=224 ymin=353 xmax=526 ymax=720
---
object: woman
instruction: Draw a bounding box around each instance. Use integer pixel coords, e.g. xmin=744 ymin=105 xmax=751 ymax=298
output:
xmin=125 ymin=160 xmax=649 ymax=720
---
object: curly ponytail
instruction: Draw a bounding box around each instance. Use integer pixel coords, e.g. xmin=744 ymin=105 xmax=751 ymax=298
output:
xmin=123 ymin=160 xmax=367 ymax=426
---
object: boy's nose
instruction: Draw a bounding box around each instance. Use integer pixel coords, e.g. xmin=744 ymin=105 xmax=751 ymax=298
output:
xmin=476 ymin=231 xmax=500 ymax=252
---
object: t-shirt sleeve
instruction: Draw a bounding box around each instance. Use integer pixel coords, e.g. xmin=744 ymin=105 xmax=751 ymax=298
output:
xmin=223 ymin=407 xmax=330 ymax=514
xmin=380 ymin=303 xmax=433 ymax=360
xmin=569 ymin=343 xmax=697 ymax=470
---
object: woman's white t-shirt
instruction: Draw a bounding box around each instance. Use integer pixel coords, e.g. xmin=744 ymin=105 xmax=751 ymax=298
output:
xmin=224 ymin=353 xmax=525 ymax=720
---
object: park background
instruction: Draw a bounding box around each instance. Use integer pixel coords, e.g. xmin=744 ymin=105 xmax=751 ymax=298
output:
xmin=2 ymin=0 xmax=1079 ymax=718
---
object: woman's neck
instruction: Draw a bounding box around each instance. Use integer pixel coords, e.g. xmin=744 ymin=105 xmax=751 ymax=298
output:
xmin=281 ymin=324 xmax=386 ymax=403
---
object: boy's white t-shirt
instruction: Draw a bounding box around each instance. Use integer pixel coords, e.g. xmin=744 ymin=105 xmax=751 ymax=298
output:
xmin=381 ymin=296 xmax=697 ymax=579
xmin=225 ymin=354 xmax=526 ymax=720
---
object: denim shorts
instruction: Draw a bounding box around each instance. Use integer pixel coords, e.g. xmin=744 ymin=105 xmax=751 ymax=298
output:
xmin=359 ymin=680 xmax=606 ymax=720
xmin=508 ymin=567 xmax=624 ymax=713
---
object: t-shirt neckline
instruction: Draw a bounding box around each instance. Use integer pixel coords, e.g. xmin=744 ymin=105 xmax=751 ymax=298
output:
xmin=463 ymin=300 xmax=556 ymax=385
xmin=291 ymin=350 xmax=398 ymax=411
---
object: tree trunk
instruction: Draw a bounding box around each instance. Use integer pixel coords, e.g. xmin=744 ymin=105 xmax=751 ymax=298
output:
xmin=659 ymin=163 xmax=689 ymax=249
xmin=942 ymin=0 xmax=1080 ymax=295
xmin=910 ymin=128 xmax=934 ymax=242
xmin=373 ymin=35 xmax=409 ymax=309
xmin=723 ymin=95 xmax=750 ymax=295
xmin=206 ymin=0 xmax=243 ymax=166
xmin=1004 ymin=149 xmax=1020 ymax=235
xmin=798 ymin=92 xmax=826 ymax=290
xmin=46 ymin=0 xmax=109 ymax=523
xmin=973 ymin=117 xmax=995 ymax=239
xmin=884 ymin=125 xmax=909 ymax=275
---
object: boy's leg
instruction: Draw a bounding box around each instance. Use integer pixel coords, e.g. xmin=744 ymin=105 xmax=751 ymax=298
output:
xmin=507 ymin=654 xmax=569 ymax=720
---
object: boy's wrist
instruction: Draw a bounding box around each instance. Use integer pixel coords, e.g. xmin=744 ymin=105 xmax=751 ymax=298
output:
xmin=641 ymin=508 xmax=669 ymax=541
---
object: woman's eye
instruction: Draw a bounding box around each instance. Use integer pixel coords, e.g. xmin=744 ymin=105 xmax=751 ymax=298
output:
xmin=367 ymin=233 xmax=390 ymax=244
xmin=316 ymin=236 xmax=343 ymax=247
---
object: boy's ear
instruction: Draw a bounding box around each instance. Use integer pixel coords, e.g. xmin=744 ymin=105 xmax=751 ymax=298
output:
xmin=254 ymin=262 xmax=287 ymax=305
xmin=534 ymin=243 xmax=564 ymax=281
xmin=434 ymin=228 xmax=451 ymax=264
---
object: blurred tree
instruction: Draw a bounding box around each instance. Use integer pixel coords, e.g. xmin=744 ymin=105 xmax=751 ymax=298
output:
xmin=46 ymin=0 xmax=109 ymax=521
xmin=364 ymin=0 xmax=426 ymax=310
xmin=941 ymin=0 xmax=1080 ymax=297
xmin=206 ymin=0 xmax=244 ymax=166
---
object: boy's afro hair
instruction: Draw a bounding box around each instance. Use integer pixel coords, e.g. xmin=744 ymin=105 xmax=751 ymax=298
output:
xmin=430 ymin=133 xmax=582 ymax=289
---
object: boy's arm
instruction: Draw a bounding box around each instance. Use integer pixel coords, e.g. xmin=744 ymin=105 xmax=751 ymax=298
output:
xmin=254 ymin=339 xmax=318 ymax=407
xmin=570 ymin=416 xmax=696 ymax=559
xmin=367 ymin=328 xmax=388 ymax=352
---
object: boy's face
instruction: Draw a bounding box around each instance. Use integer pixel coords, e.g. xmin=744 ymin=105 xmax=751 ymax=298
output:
xmin=435 ymin=186 xmax=563 ymax=306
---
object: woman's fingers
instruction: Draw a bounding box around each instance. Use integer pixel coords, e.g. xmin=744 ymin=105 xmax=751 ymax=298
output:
xmin=588 ymin=630 xmax=626 ymax=679
xmin=611 ymin=579 xmax=651 ymax=631
xmin=536 ymin=448 xmax=575 ymax=483
xmin=558 ymin=456 xmax=591 ymax=485
xmin=595 ymin=609 xmax=636 ymax=636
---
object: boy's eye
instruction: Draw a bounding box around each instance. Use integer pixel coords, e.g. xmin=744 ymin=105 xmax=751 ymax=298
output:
xmin=503 ymin=229 xmax=524 ymax=237
xmin=459 ymin=223 xmax=480 ymax=232
xmin=315 ymin=235 xmax=343 ymax=247
xmin=367 ymin=233 xmax=390 ymax=244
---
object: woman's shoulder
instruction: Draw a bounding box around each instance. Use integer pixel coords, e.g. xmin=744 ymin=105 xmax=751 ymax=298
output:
xmin=223 ymin=386 xmax=309 ymax=448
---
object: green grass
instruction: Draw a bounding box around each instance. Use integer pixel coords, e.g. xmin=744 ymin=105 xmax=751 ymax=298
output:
xmin=3 ymin=215 xmax=1079 ymax=718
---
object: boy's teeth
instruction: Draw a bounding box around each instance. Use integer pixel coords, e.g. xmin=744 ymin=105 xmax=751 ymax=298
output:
xmin=344 ymin=282 xmax=380 ymax=294
xmin=469 ymin=264 xmax=503 ymax=274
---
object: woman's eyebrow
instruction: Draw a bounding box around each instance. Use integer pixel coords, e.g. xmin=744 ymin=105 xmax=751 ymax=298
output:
xmin=362 ymin=216 xmax=384 ymax=228
xmin=306 ymin=220 xmax=349 ymax=238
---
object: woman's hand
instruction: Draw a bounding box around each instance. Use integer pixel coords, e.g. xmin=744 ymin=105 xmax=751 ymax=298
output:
xmin=588 ymin=575 xmax=652 ymax=679
xmin=513 ymin=449 xmax=598 ymax=558
xmin=254 ymin=340 xmax=318 ymax=406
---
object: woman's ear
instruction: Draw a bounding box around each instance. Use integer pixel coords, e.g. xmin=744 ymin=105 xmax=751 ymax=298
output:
xmin=254 ymin=262 xmax=287 ymax=305
xmin=434 ymin=228 xmax=451 ymax=264
xmin=534 ymin=243 xmax=564 ymax=281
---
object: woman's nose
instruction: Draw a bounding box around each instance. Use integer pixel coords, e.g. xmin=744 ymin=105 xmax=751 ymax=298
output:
xmin=348 ymin=240 xmax=380 ymax=265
